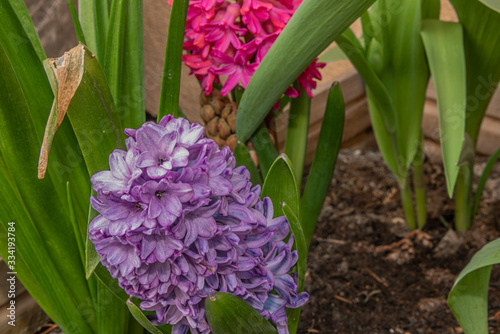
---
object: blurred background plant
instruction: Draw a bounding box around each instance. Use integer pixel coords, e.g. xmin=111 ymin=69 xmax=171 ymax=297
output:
xmin=422 ymin=0 xmax=500 ymax=232
xmin=333 ymin=0 xmax=442 ymax=230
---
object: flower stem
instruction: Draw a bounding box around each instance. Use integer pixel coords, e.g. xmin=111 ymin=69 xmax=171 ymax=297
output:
xmin=412 ymin=139 xmax=426 ymax=229
xmin=399 ymin=175 xmax=416 ymax=230
xmin=285 ymin=86 xmax=311 ymax=189
xmin=454 ymin=165 xmax=472 ymax=231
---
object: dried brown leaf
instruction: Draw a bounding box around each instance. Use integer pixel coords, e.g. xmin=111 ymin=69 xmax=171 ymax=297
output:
xmin=38 ymin=44 xmax=85 ymax=179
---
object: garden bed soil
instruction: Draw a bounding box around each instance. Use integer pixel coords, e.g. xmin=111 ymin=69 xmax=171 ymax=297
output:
xmin=297 ymin=149 xmax=500 ymax=334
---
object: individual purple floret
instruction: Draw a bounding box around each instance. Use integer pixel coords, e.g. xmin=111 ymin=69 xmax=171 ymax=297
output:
xmin=89 ymin=116 xmax=308 ymax=334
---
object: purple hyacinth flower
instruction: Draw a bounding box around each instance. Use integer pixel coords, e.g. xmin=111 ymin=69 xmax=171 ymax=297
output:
xmin=89 ymin=116 xmax=308 ymax=334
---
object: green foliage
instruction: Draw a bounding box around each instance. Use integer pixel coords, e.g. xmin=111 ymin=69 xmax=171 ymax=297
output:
xmin=205 ymin=293 xmax=278 ymax=334
xmin=285 ymin=87 xmax=311 ymax=189
xmin=333 ymin=0 xmax=439 ymax=229
xmin=421 ymin=20 xmax=466 ymax=197
xmin=127 ymin=299 xmax=172 ymax=334
xmin=251 ymin=123 xmax=279 ymax=178
xmin=448 ymin=238 xmax=500 ymax=333
xmin=448 ymin=0 xmax=500 ymax=230
xmin=473 ymin=147 xmax=500 ymax=216
xmin=79 ymin=0 xmax=145 ymax=129
xmin=300 ymin=83 xmax=345 ymax=246
xmin=480 ymin=0 xmax=500 ymax=12
xmin=158 ymin=0 xmax=190 ymax=120
xmin=262 ymin=155 xmax=300 ymax=219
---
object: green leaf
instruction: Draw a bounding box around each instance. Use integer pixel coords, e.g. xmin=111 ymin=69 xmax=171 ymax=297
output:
xmin=0 ymin=40 xmax=95 ymax=333
xmin=8 ymin=0 xmax=46 ymax=60
xmin=372 ymin=0 xmax=432 ymax=173
xmin=93 ymin=264 xmax=130 ymax=302
xmin=104 ymin=0 xmax=127 ymax=110
xmin=97 ymin=280 xmax=130 ymax=334
xmin=0 ymin=162 xmax=94 ymax=333
xmin=421 ymin=20 xmax=466 ymax=197
xmin=205 ymin=292 xmax=277 ymax=334
xmin=40 ymin=44 xmax=124 ymax=277
xmin=448 ymin=238 xmax=500 ymax=334
xmin=282 ymin=203 xmax=307 ymax=292
xmin=251 ymin=123 xmax=279 ymax=179
xmin=120 ymin=0 xmax=145 ymax=129
xmin=285 ymin=86 xmax=311 ymax=190
xmin=233 ymin=141 xmax=263 ymax=186
xmin=300 ymin=82 xmax=344 ymax=246
xmin=450 ymin=0 xmax=500 ymax=145
xmin=236 ymin=0 xmax=376 ymax=142
xmin=86 ymin=189 xmax=100 ymax=278
xmin=67 ymin=182 xmax=85 ymax=265
xmin=79 ymin=0 xmax=100 ymax=58
xmin=158 ymin=0 xmax=190 ymax=120
xmin=0 ymin=2 xmax=90 ymax=211
xmin=126 ymin=299 xmax=172 ymax=334
xmin=59 ymin=44 xmax=126 ymax=175
xmin=480 ymin=0 xmax=500 ymax=13
xmin=262 ymin=154 xmax=300 ymax=219
xmin=472 ymin=146 xmax=500 ymax=216
xmin=336 ymin=32 xmax=396 ymax=134
xmin=66 ymin=0 xmax=87 ymax=45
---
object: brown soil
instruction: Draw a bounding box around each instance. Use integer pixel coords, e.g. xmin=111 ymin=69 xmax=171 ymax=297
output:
xmin=298 ymin=150 xmax=500 ymax=334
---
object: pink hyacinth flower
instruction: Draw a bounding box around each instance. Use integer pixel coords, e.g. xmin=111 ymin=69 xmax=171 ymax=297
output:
xmin=211 ymin=50 xmax=259 ymax=95
xmin=205 ymin=3 xmax=247 ymax=52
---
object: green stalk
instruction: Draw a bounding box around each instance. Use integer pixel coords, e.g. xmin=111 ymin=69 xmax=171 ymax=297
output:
xmin=285 ymin=86 xmax=311 ymax=189
xmin=412 ymin=137 xmax=427 ymax=229
xmin=455 ymin=165 xmax=472 ymax=231
xmin=251 ymin=122 xmax=279 ymax=178
xmin=158 ymin=0 xmax=189 ymax=120
xmin=399 ymin=174 xmax=416 ymax=230
xmin=66 ymin=0 xmax=87 ymax=45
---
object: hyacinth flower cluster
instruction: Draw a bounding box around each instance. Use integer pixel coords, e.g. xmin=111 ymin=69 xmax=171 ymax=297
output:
xmin=172 ymin=0 xmax=325 ymax=98
xmin=89 ymin=116 xmax=308 ymax=334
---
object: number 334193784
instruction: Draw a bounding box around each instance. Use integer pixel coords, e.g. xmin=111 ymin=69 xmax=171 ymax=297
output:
xmin=7 ymin=221 xmax=15 ymax=270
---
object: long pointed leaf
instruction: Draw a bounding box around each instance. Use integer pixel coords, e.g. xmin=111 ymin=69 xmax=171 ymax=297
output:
xmin=66 ymin=0 xmax=87 ymax=44
xmin=61 ymin=44 xmax=126 ymax=175
xmin=104 ymin=0 xmax=127 ymax=108
xmin=0 ymin=41 xmax=95 ymax=329
xmin=236 ymin=0 xmax=376 ymax=142
xmin=300 ymin=82 xmax=344 ymax=246
xmin=205 ymin=292 xmax=277 ymax=334
xmin=97 ymin=280 xmax=130 ymax=334
xmin=40 ymin=45 xmax=124 ymax=278
xmin=371 ymin=0 xmax=433 ymax=172
xmin=450 ymin=0 xmax=500 ymax=145
xmin=336 ymin=32 xmax=396 ymax=133
xmin=158 ymin=0 xmax=190 ymax=120
xmin=282 ymin=203 xmax=306 ymax=292
xmin=448 ymin=238 xmax=500 ymax=334
xmin=127 ymin=299 xmax=172 ymax=334
xmin=9 ymin=0 xmax=45 ymax=60
xmin=121 ymin=0 xmax=145 ymax=129
xmin=472 ymin=146 xmax=500 ymax=216
xmin=262 ymin=154 xmax=300 ymax=219
xmin=0 ymin=156 xmax=93 ymax=333
xmin=421 ymin=20 xmax=466 ymax=197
